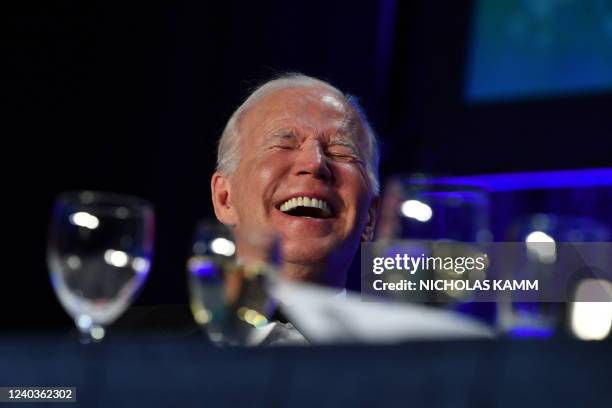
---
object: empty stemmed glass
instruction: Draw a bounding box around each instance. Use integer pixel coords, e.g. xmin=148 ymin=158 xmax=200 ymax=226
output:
xmin=47 ymin=191 xmax=155 ymax=342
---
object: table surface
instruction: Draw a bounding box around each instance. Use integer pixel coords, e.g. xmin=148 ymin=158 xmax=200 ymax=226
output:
xmin=3 ymin=304 xmax=612 ymax=407
xmin=2 ymin=333 xmax=612 ymax=408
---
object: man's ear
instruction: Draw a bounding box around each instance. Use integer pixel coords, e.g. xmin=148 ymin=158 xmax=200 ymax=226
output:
xmin=211 ymin=171 xmax=238 ymax=226
xmin=361 ymin=196 xmax=380 ymax=242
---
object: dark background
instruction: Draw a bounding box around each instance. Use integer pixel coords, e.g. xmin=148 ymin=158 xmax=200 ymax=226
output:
xmin=4 ymin=0 xmax=611 ymax=328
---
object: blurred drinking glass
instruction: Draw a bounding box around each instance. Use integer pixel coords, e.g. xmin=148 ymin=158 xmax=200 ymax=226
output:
xmin=500 ymin=214 xmax=611 ymax=338
xmin=186 ymin=219 xmax=278 ymax=346
xmin=47 ymin=191 xmax=154 ymax=342
xmin=374 ymin=175 xmax=492 ymax=321
xmin=377 ymin=174 xmax=490 ymax=242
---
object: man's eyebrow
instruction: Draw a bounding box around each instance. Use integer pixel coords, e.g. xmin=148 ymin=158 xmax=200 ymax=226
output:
xmin=266 ymin=129 xmax=298 ymax=141
xmin=328 ymin=135 xmax=360 ymax=155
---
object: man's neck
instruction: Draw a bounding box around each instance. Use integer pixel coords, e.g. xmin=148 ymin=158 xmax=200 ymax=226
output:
xmin=281 ymin=261 xmax=347 ymax=289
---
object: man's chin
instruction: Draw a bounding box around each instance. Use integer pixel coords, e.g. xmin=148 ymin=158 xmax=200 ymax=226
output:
xmin=281 ymin=264 xmax=321 ymax=283
xmin=278 ymin=236 xmax=356 ymax=287
xmin=279 ymin=244 xmax=328 ymax=281
xmin=280 ymin=249 xmax=350 ymax=287
xmin=281 ymin=241 xmax=330 ymax=265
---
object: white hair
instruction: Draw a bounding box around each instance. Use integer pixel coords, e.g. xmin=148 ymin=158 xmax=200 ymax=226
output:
xmin=216 ymin=73 xmax=380 ymax=195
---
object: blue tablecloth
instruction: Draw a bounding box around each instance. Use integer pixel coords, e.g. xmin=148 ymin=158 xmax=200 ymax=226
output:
xmin=1 ymin=335 xmax=611 ymax=407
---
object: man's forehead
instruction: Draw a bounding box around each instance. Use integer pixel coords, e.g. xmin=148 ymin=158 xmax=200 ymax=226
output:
xmin=239 ymin=86 xmax=363 ymax=141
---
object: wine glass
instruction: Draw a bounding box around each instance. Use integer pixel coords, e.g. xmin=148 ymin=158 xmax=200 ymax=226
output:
xmin=47 ymin=191 xmax=154 ymax=342
xmin=186 ymin=219 xmax=278 ymax=346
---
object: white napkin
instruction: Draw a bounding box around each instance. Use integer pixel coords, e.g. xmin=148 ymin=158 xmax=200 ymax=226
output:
xmin=271 ymin=278 xmax=495 ymax=344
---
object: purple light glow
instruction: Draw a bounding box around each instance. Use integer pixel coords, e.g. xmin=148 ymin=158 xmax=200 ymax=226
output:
xmin=188 ymin=258 xmax=217 ymax=278
xmin=507 ymin=326 xmax=555 ymax=339
xmin=436 ymin=168 xmax=612 ymax=192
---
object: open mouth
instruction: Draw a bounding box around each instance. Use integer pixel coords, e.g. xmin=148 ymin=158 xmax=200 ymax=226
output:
xmin=277 ymin=196 xmax=333 ymax=219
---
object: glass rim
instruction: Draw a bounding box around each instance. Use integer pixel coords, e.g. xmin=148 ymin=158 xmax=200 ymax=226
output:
xmin=55 ymin=190 xmax=153 ymax=211
xmin=388 ymin=174 xmax=488 ymax=193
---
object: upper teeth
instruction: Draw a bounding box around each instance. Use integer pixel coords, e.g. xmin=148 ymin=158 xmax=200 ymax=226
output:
xmin=280 ymin=196 xmax=331 ymax=216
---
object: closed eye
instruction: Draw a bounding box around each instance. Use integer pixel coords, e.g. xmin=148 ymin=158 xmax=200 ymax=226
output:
xmin=326 ymin=144 xmax=360 ymax=161
xmin=272 ymin=144 xmax=294 ymax=150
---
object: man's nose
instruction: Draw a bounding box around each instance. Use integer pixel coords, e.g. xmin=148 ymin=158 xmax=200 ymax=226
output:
xmin=293 ymin=140 xmax=332 ymax=182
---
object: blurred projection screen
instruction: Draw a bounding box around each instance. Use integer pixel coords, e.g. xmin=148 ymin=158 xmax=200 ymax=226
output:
xmin=466 ymin=0 xmax=612 ymax=102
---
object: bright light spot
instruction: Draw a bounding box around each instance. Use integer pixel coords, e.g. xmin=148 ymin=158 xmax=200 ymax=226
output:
xmin=76 ymin=315 xmax=93 ymax=331
xmin=192 ymin=307 xmax=212 ymax=325
xmin=252 ymin=315 xmax=268 ymax=327
xmin=400 ymin=200 xmax=433 ymax=222
xmin=571 ymin=280 xmax=612 ymax=341
xmin=210 ymin=237 xmax=236 ymax=257
xmin=66 ymin=255 xmax=81 ymax=270
xmin=237 ymin=306 xmax=268 ymax=328
xmin=525 ymin=230 xmax=556 ymax=264
xmin=104 ymin=249 xmax=129 ymax=268
xmin=69 ymin=212 xmax=99 ymax=230
xmin=131 ymin=257 xmax=150 ymax=274
xmin=90 ymin=326 xmax=105 ymax=341
xmin=321 ymin=94 xmax=343 ymax=109
xmin=526 ymin=231 xmax=554 ymax=243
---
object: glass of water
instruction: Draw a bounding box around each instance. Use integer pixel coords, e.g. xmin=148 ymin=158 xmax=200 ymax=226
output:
xmin=47 ymin=191 xmax=155 ymax=342
xmin=186 ymin=219 xmax=278 ymax=346
xmin=375 ymin=175 xmax=492 ymax=315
